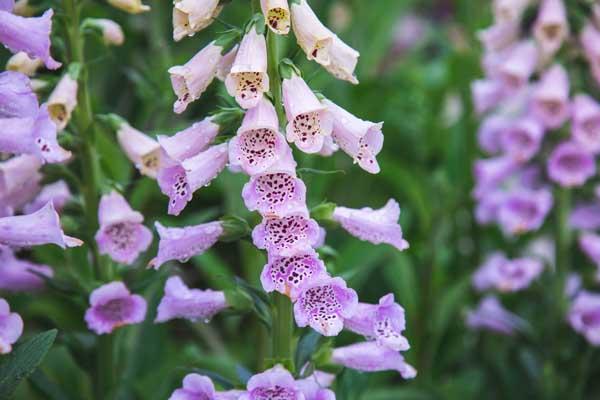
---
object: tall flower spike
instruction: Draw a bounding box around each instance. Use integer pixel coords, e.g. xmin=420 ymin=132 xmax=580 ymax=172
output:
xmin=282 ymin=74 xmax=333 ymax=154
xmin=23 ymin=180 xmax=70 ymax=214
xmin=0 ymin=202 xmax=82 ymax=248
xmin=173 ymin=0 xmax=221 ymax=41
xmin=107 ymin=0 xmax=150 ymax=14
xmin=572 ymin=94 xmax=600 ymax=153
xmin=0 ymin=9 xmax=61 ymax=69
xmin=295 ymin=371 xmax=335 ymax=400
xmin=229 ymin=98 xmax=289 ymax=175
xmin=149 ymin=220 xmax=223 ymax=269
xmin=294 ymin=276 xmax=358 ymax=336
xmin=497 ymin=187 xmax=553 ymax=235
xmin=547 ymin=141 xmax=595 ymax=188
xmin=225 ymin=26 xmax=269 ymax=109
xmin=323 ymin=35 xmax=359 ymax=84
xmin=497 ymin=41 xmax=538 ymax=92
xmin=47 ymin=70 xmax=78 ymax=131
xmin=155 ymin=276 xmax=228 ymax=323
xmin=0 ymin=298 xmax=23 ymax=354
xmin=533 ymin=0 xmax=568 ymax=57
xmin=344 ymin=293 xmax=410 ymax=351
xmin=252 ymin=212 xmax=321 ymax=257
xmin=95 ymin=191 xmax=152 ymax=265
xmin=260 ymin=250 xmax=327 ymax=299
xmin=158 ymin=142 xmax=228 ymax=216
xmin=568 ymin=291 xmax=600 ymax=346
xmin=466 ymin=296 xmax=526 ymax=335
xmin=168 ymin=374 xmax=245 ymax=400
xmin=157 ymin=116 xmax=220 ymax=163
xmin=331 ymin=341 xmax=417 ymax=379
xmin=332 ymin=199 xmax=409 ymax=251
xmin=84 ymin=281 xmax=147 ymax=335
xmin=0 ymin=71 xmax=38 ymax=118
xmin=530 ymin=64 xmax=570 ymax=129
xmin=240 ymin=365 xmax=304 ymax=400
xmin=324 ymin=99 xmax=383 ymax=173
xmin=113 ymin=118 xmax=162 ymax=178
xmin=5 ymin=52 xmax=43 ymax=77
xmin=290 ymin=0 xmax=334 ymax=66
xmin=0 ymin=154 xmax=42 ymax=216
xmin=0 ymin=245 xmax=53 ymax=292
xmin=261 ymin=0 xmax=290 ymax=35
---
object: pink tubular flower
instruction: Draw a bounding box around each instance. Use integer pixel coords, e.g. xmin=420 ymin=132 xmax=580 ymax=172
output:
xmin=533 ymin=0 xmax=568 ymax=57
xmin=169 ymin=374 xmax=244 ymax=400
xmin=283 ymin=75 xmax=333 ymax=154
xmin=225 ymin=26 xmax=269 ymax=109
xmin=240 ymin=365 xmax=304 ymax=400
xmin=331 ymin=341 xmax=417 ymax=379
xmin=547 ymin=141 xmax=595 ymax=188
xmin=95 ymin=191 xmax=152 ymax=265
xmin=158 ymin=142 xmax=228 ymax=216
xmin=570 ymin=203 xmax=600 ymax=231
xmin=332 ymin=199 xmax=409 ymax=251
xmin=89 ymin=18 xmax=124 ymax=46
xmin=466 ymin=296 xmax=526 ymax=335
xmin=572 ymin=94 xmax=600 ymax=153
xmin=116 ymin=121 xmax=162 ymax=178
xmin=478 ymin=21 xmax=519 ymax=52
xmin=149 ymin=220 xmax=223 ymax=269
xmin=172 ymin=0 xmax=221 ymax=41
xmin=295 ymin=371 xmax=335 ymax=400
xmin=0 ymin=245 xmax=52 ymax=291
xmin=290 ymin=0 xmax=334 ymax=66
xmin=475 ymin=190 xmax=506 ymax=225
xmin=344 ymin=293 xmax=409 ymax=351
xmin=107 ymin=0 xmax=149 ymax=14
xmin=0 ymin=298 xmax=23 ymax=354
xmin=472 ymin=252 xmax=544 ymax=292
xmin=477 ymin=115 xmax=509 ymax=154
xmin=497 ymin=41 xmax=538 ymax=92
xmin=530 ymin=64 xmax=570 ymax=129
xmin=157 ymin=117 xmax=220 ymax=163
xmin=84 ymin=281 xmax=147 ymax=335
xmin=568 ymin=291 xmax=600 ymax=345
xmin=0 ymin=71 xmax=38 ymax=118
xmin=324 ymin=99 xmax=383 ymax=173
xmin=260 ymin=250 xmax=327 ymax=299
xmin=0 ymin=9 xmax=61 ymax=69
xmin=294 ymin=276 xmax=358 ymax=336
xmin=228 ymin=98 xmax=288 ymax=175
xmin=496 ymin=187 xmax=553 ymax=235
xmin=579 ymin=233 xmax=600 ymax=277
xmin=499 ymin=117 xmax=544 ymax=162
xmin=47 ymin=73 xmax=78 ymax=131
xmin=155 ymin=276 xmax=228 ymax=323
xmin=581 ymin=23 xmax=600 ymax=69
xmin=323 ymin=36 xmax=359 ymax=85
xmin=493 ymin=0 xmax=530 ymax=23
xmin=471 ymin=79 xmax=505 ymax=115
xmin=261 ymin=0 xmax=290 ymax=35
xmin=0 ymin=202 xmax=82 ymax=248
xmin=216 ymin=45 xmax=238 ymax=81
xmin=23 ymin=180 xmax=70 ymax=214
xmin=0 ymin=154 xmax=42 ymax=216
xmin=473 ymin=156 xmax=516 ymax=199
xmin=252 ymin=213 xmax=321 ymax=257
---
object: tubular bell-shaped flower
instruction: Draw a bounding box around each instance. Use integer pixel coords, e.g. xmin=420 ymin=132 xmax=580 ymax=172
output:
xmin=0 ymin=71 xmax=38 ymax=118
xmin=578 ymin=232 xmax=600 ymax=279
xmin=169 ymin=374 xmax=245 ymax=400
xmin=240 ymin=365 xmax=304 ymax=400
xmin=155 ymin=276 xmax=228 ymax=323
xmin=157 ymin=116 xmax=220 ymax=163
xmin=533 ymin=0 xmax=568 ymax=57
xmin=86 ymin=18 xmax=124 ymax=46
xmin=107 ymin=0 xmax=149 ymax=14
xmin=0 ymin=9 xmax=61 ymax=69
xmin=547 ymin=141 xmax=595 ymax=188
xmin=294 ymin=276 xmax=358 ymax=336
xmin=344 ymin=293 xmax=410 ymax=351
xmin=149 ymin=220 xmax=223 ymax=269
xmin=472 ymin=79 xmax=505 ymax=115
xmin=572 ymin=94 xmax=600 ymax=153
xmin=85 ymin=281 xmax=147 ymax=335
xmin=0 ymin=298 xmax=23 ymax=354
xmin=95 ymin=191 xmax=152 ymax=265
xmin=23 ymin=180 xmax=70 ymax=214
xmin=295 ymin=371 xmax=335 ymax=400
xmin=496 ymin=187 xmax=553 ymax=235
xmin=331 ymin=341 xmax=417 ymax=379
xmin=0 ymin=245 xmax=53 ymax=291
xmin=47 ymin=70 xmax=78 ymax=131
xmin=530 ymin=64 xmax=570 ymax=129
xmin=109 ymin=117 xmax=161 ymax=178
xmin=568 ymin=291 xmax=600 ymax=345
xmin=0 ymin=154 xmax=41 ymax=216
xmin=473 ymin=156 xmax=517 ymax=197
xmin=473 ymin=252 xmax=544 ymax=292
xmin=323 ymin=36 xmax=359 ymax=85
xmin=0 ymin=202 xmax=82 ymax=248
xmin=466 ymin=295 xmax=526 ymax=335
xmin=173 ymin=0 xmax=221 ymax=41
xmin=252 ymin=212 xmax=321 ymax=257
xmin=332 ymin=199 xmax=409 ymax=251
xmin=290 ymin=0 xmax=333 ymax=66
xmin=225 ymin=26 xmax=269 ymax=109
xmin=5 ymin=52 xmax=42 ymax=77
xmin=260 ymin=250 xmax=327 ymax=299
xmin=261 ymin=0 xmax=290 ymax=35
xmin=496 ymin=41 xmax=538 ymax=92
xmin=282 ymin=74 xmax=333 ymax=153
xmin=324 ymin=99 xmax=383 ymax=173
xmin=216 ymin=45 xmax=238 ymax=81
xmin=478 ymin=20 xmax=519 ymax=53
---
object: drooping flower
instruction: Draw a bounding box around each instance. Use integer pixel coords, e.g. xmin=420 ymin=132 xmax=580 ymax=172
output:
xmin=5 ymin=52 xmax=43 ymax=76
xmin=294 ymin=276 xmax=358 ymax=336
xmin=23 ymin=180 xmax=70 ymax=214
xmin=547 ymin=141 xmax=595 ymax=188
xmin=579 ymin=232 xmax=600 ymax=279
xmin=149 ymin=220 xmax=223 ymax=269
xmin=472 ymin=252 xmax=544 ymax=292
xmin=331 ymin=341 xmax=417 ymax=379
xmin=0 ymin=9 xmax=61 ymax=69
xmin=570 ymin=203 xmax=600 ymax=230
xmin=496 ymin=41 xmax=538 ymax=92
xmin=318 ymin=135 xmax=338 ymax=156
xmin=478 ymin=20 xmax=519 ymax=52
xmin=533 ymin=0 xmax=568 ymax=57
xmin=111 ymin=118 xmax=162 ymax=178
xmin=568 ymin=291 xmax=600 ymax=346
xmin=475 ymin=190 xmax=506 ymax=225
xmin=252 ymin=212 xmax=321 ymax=257
xmin=225 ymin=26 xmax=269 ymax=109
xmin=500 ymin=117 xmax=545 ymax=162
xmin=295 ymin=371 xmax=335 ymax=400
xmin=332 ymin=199 xmax=409 ymax=251
xmin=46 ymin=73 xmax=78 ymax=131
xmin=158 ymin=143 xmax=229 ymax=216
xmin=240 ymin=365 xmax=304 ymax=400
xmin=466 ymin=296 xmax=526 ymax=335
xmin=493 ymin=0 xmax=531 ymax=23
xmin=473 ymin=156 xmax=516 ymax=198
xmin=0 ymin=71 xmax=38 ymax=118
xmin=0 ymin=298 xmax=23 ymax=354
xmin=283 ymin=75 xmax=333 ymax=153
xmin=530 ymin=64 xmax=570 ymax=129
xmin=344 ymin=293 xmax=409 ymax=351
xmin=155 ymin=276 xmax=228 ymax=323
xmin=261 ymin=0 xmax=290 ymax=35
xmin=0 ymin=154 xmax=42 ymax=216
xmin=572 ymin=94 xmax=600 ymax=153
xmin=216 ymin=45 xmax=238 ymax=81
xmin=107 ymin=0 xmax=150 ymax=14
xmin=260 ymin=250 xmax=327 ymax=299
xmin=157 ymin=116 xmax=220 ymax=163
xmin=496 ymin=187 xmax=553 ymax=235
xmin=323 ymin=36 xmax=359 ymax=84
xmin=476 ymin=115 xmax=510 ymax=154
xmin=172 ymin=0 xmax=221 ymax=41
xmin=565 ymin=273 xmax=582 ymax=298
xmin=290 ymin=0 xmax=334 ymax=66
xmin=324 ymin=99 xmax=383 ymax=173
xmin=95 ymin=191 xmax=152 ymax=265
xmin=471 ymin=79 xmax=505 ymax=115
xmin=0 ymin=202 xmax=82 ymax=248
xmin=84 ymin=281 xmax=147 ymax=335
xmin=168 ymin=374 xmax=245 ymax=400
xmin=86 ymin=18 xmax=125 ymax=46
xmin=0 ymin=245 xmax=52 ymax=291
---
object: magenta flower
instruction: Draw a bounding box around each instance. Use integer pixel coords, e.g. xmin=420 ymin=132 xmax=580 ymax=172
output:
xmin=0 ymin=154 xmax=42 ymax=216
xmin=0 ymin=202 xmax=82 ymax=248
xmin=95 ymin=191 xmax=152 ymax=265
xmin=229 ymin=98 xmax=288 ymax=175
xmin=331 ymin=341 xmax=417 ymax=379
xmin=172 ymin=0 xmax=221 ymax=41
xmin=497 ymin=41 xmax=538 ymax=92
xmin=568 ymin=291 xmax=600 ymax=345
xmin=499 ymin=117 xmax=544 ymax=162
xmin=496 ymin=187 xmax=553 ymax=235
xmin=261 ymin=0 xmax=290 ymax=35
xmin=158 ymin=143 xmax=228 ymax=215
xmin=0 ymin=71 xmax=38 ymax=118
xmin=260 ymin=250 xmax=327 ymax=299
xmin=282 ymin=75 xmax=333 ymax=154
xmin=252 ymin=213 xmax=321 ymax=257
xmin=290 ymin=0 xmax=334 ymax=66
xmin=547 ymin=141 xmax=595 ymax=188
xmin=344 ymin=293 xmax=409 ymax=351
xmin=471 ymin=79 xmax=505 ymax=115
xmin=85 ymin=281 xmax=147 ymax=335
xmin=157 ymin=117 xmax=220 ymax=164
xmin=473 ymin=252 xmax=544 ymax=292
xmin=295 ymin=371 xmax=335 ymax=400
xmin=23 ymin=180 xmax=70 ymax=214
xmin=332 ymin=199 xmax=409 ymax=251
xmin=240 ymin=365 xmax=303 ymax=400
xmin=324 ymin=99 xmax=383 ymax=174
xmin=225 ymin=26 xmax=269 ymax=109
xmin=168 ymin=373 xmax=244 ymax=400
xmin=0 ymin=298 xmax=23 ymax=354
xmin=0 ymin=9 xmax=61 ymax=69
xmin=466 ymin=296 xmax=525 ymax=335
xmin=530 ymin=64 xmax=570 ymax=129
xmin=533 ymin=0 xmax=568 ymax=56
xmin=0 ymin=245 xmax=53 ymax=291
xmin=149 ymin=220 xmax=223 ymax=269
xmin=155 ymin=276 xmax=228 ymax=323
xmin=115 ymin=121 xmax=162 ymax=178
xmin=572 ymin=94 xmax=600 ymax=153
xmin=294 ymin=276 xmax=358 ymax=336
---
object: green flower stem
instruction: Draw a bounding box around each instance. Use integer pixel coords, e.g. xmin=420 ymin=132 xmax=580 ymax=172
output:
xmin=554 ymin=187 xmax=571 ymax=316
xmin=267 ymin=30 xmax=287 ymax=128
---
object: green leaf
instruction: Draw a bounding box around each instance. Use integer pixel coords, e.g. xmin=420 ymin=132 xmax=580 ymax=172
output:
xmin=0 ymin=329 xmax=58 ymax=399
xmin=294 ymin=330 xmax=321 ymax=372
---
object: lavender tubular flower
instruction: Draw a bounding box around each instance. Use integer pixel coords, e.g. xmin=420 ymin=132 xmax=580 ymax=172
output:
xmin=0 ymin=71 xmax=38 ymax=118
xmin=530 ymin=64 xmax=570 ymax=129
xmin=157 ymin=117 xmax=220 ymax=163
xmin=173 ymin=0 xmax=221 ymax=41
xmin=0 ymin=245 xmax=52 ymax=291
xmin=252 ymin=212 xmax=321 ymax=257
xmin=0 ymin=0 xmax=13 ymax=12
xmin=533 ymin=0 xmax=568 ymax=57
xmin=115 ymin=120 xmax=162 ymax=178
xmin=295 ymin=371 xmax=335 ymax=400
xmin=500 ymin=117 xmax=544 ymax=162
xmin=466 ymin=296 xmax=526 ymax=335
xmin=570 ymin=203 xmax=600 ymax=230
xmin=472 ymin=79 xmax=505 ymax=115
xmin=240 ymin=365 xmax=304 ymax=400
xmin=260 ymin=250 xmax=327 ymax=299
xmin=496 ymin=187 xmax=553 ymax=235
xmin=23 ymin=180 xmax=70 ymax=214
xmin=572 ymin=94 xmax=600 ymax=153
xmin=493 ymin=0 xmax=531 ymax=23
xmin=0 ymin=154 xmax=42 ymax=216
xmin=169 ymin=374 xmax=245 ymax=400
xmin=568 ymin=291 xmax=600 ymax=345
xmin=323 ymin=36 xmax=359 ymax=85
xmin=547 ymin=141 xmax=595 ymax=188
xmin=0 ymin=298 xmax=23 ymax=354
xmin=331 ymin=341 xmax=417 ymax=379
xmin=496 ymin=41 xmax=538 ymax=92
xmin=473 ymin=252 xmax=544 ymax=292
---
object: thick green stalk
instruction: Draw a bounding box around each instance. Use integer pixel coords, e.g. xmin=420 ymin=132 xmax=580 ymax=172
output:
xmin=267 ymin=30 xmax=287 ymax=128
xmin=554 ymin=187 xmax=571 ymax=315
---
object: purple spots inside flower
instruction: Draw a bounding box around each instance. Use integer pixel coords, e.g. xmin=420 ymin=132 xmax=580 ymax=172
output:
xmin=35 ymin=137 xmax=50 ymax=154
xmin=105 ymin=222 xmax=136 ymax=252
xmin=254 ymin=173 xmax=298 ymax=212
xmin=234 ymin=72 xmax=263 ymax=102
xmin=265 ymin=253 xmax=325 ymax=296
xmin=558 ymin=153 xmax=587 ymax=172
xmin=238 ymin=128 xmax=278 ymax=170
xmin=261 ymin=215 xmax=313 ymax=254
xmin=582 ymin=117 xmax=600 ymax=140
xmin=171 ymin=172 xmax=189 ymax=206
xmin=374 ymin=317 xmax=403 ymax=343
xmin=252 ymin=385 xmax=297 ymax=400
xmin=96 ymin=297 xmax=134 ymax=324
xmin=267 ymin=8 xmax=290 ymax=33
xmin=293 ymin=111 xmax=321 ymax=147
xmin=300 ymin=284 xmax=342 ymax=331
